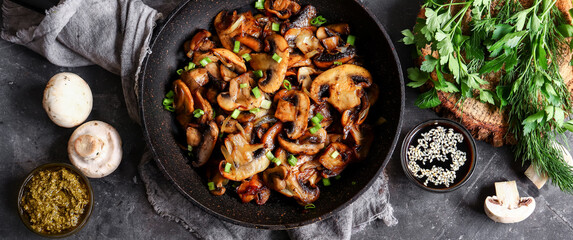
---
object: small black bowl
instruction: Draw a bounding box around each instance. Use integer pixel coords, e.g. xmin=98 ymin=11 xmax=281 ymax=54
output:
xmin=400 ymin=119 xmax=477 ymax=192
xmin=17 ymin=163 xmax=93 ymax=238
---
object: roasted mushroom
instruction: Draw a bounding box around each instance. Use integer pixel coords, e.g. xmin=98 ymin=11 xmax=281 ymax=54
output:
xmin=277 ymin=127 xmax=326 ymax=155
xmin=264 ymin=0 xmax=301 ymax=19
xmin=173 ymin=80 xmax=194 ymax=126
xmin=236 ymin=174 xmax=271 ymax=205
xmin=189 ymin=121 xmax=220 ymax=167
xmin=219 ymin=133 xmax=270 ymax=181
xmin=217 ymin=73 xmax=265 ymax=111
xmin=184 ymin=29 xmax=216 ymax=58
xmin=249 ymin=34 xmax=290 ymax=93
xmin=309 ymin=64 xmax=372 ymax=112
xmin=212 ymin=48 xmax=247 ymax=73
xmin=274 ymin=90 xmax=310 ymax=139
xmin=318 ymin=142 xmax=354 ymax=177
xmin=181 ymin=68 xmax=209 ymax=91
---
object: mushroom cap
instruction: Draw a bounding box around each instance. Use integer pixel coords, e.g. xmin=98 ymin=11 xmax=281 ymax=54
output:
xmin=43 ymin=72 xmax=93 ymax=128
xmin=68 ymin=120 xmax=122 ymax=178
xmin=484 ymin=196 xmax=536 ymax=223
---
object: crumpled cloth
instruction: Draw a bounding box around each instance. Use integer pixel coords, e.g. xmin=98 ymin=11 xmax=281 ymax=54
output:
xmin=1 ymin=0 xmax=398 ymax=239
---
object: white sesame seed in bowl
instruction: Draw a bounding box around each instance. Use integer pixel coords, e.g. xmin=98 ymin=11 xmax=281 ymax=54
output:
xmin=400 ymin=119 xmax=477 ymax=192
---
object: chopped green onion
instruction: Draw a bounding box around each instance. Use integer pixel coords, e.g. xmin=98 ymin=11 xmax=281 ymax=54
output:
xmin=309 ymin=125 xmax=321 ymax=134
xmin=188 ymin=145 xmax=193 ymax=152
xmin=233 ymin=40 xmax=241 ymax=53
xmin=219 ymin=132 xmax=224 ymax=138
xmin=266 ymin=151 xmax=275 ymax=161
xmin=310 ymin=16 xmax=327 ymax=26
xmin=255 ymin=0 xmax=264 ymax=9
xmin=272 ymin=53 xmax=282 ymax=63
xmin=347 ymin=35 xmax=356 ymax=46
xmin=304 ymin=203 xmax=316 ymax=209
xmin=242 ymin=53 xmax=252 ymax=62
xmin=252 ymin=87 xmax=261 ymax=98
xmin=185 ymin=62 xmax=196 ymax=71
xmin=261 ymin=99 xmax=272 ymax=109
xmin=272 ymin=22 xmax=280 ymax=31
xmin=162 ymin=98 xmax=174 ymax=107
xmin=193 ymin=109 xmax=205 ymax=118
xmin=165 ymin=90 xmax=175 ymax=98
xmin=330 ymin=150 xmax=340 ymax=158
xmin=199 ymin=57 xmax=212 ymax=67
xmin=311 ymin=113 xmax=324 ymax=126
xmin=333 ymin=61 xmax=342 ymax=65
xmin=207 ymin=182 xmax=215 ymax=191
xmin=351 ymin=181 xmax=357 ymax=185
xmin=273 ymin=159 xmax=282 ymax=166
xmin=249 ymin=108 xmax=261 ymax=114
xmin=176 ymin=69 xmax=183 ymax=75
xmin=231 ymin=109 xmax=241 ymax=119
xmin=240 ymin=83 xmax=248 ymax=89
xmin=224 ymin=162 xmax=232 ymax=173
xmin=335 ymin=175 xmax=341 ymax=180
xmin=322 ymin=178 xmax=331 ymax=186
xmin=283 ymin=80 xmax=292 ymax=90
xmin=164 ymin=105 xmax=174 ymax=112
xmin=253 ymin=70 xmax=263 ymax=78
xmin=287 ymin=155 xmax=298 ymax=166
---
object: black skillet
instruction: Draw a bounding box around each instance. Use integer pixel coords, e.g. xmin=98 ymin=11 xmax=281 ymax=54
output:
xmin=12 ymin=0 xmax=405 ymax=229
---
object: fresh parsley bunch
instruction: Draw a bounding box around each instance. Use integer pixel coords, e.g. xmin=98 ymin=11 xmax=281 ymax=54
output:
xmin=402 ymin=0 xmax=573 ymax=193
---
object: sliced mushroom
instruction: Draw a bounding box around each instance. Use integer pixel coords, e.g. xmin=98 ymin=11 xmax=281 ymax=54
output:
xmin=184 ymin=29 xmax=216 ymax=58
xmin=313 ymin=46 xmax=356 ymax=69
xmin=192 ymin=89 xmax=214 ymax=124
xmin=264 ymin=0 xmax=301 ymax=19
xmin=217 ymin=73 xmax=264 ymax=111
xmin=235 ymin=34 xmax=263 ymax=52
xmin=262 ymin=150 xmax=320 ymax=205
xmin=275 ymin=90 xmax=310 ymax=139
xmin=173 ymin=80 xmax=194 ymax=126
xmin=318 ymin=142 xmax=354 ymax=177
xmin=186 ymin=125 xmax=202 ymax=147
xmin=236 ymin=174 xmax=271 ymax=205
xmin=289 ymin=5 xmax=317 ymax=29
xmin=219 ymin=133 xmax=270 ymax=181
xmin=212 ymin=48 xmax=247 ymax=73
xmin=484 ymin=181 xmax=536 ymax=223
xmin=284 ymin=28 xmax=323 ymax=57
xmin=289 ymin=53 xmax=312 ymax=68
xmin=298 ymin=67 xmax=319 ymax=93
xmin=249 ymin=34 xmax=290 ymax=93
xmin=68 ymin=121 xmax=122 ymax=178
xmin=214 ymin=11 xmax=245 ymax=51
xmin=193 ymin=121 xmax=219 ymax=167
xmin=220 ymin=65 xmax=238 ymax=82
xmin=181 ymin=68 xmax=209 ymax=91
xmin=309 ymin=64 xmax=372 ymax=112
xmin=262 ymin=121 xmax=283 ymax=150
xmin=277 ymin=127 xmax=326 ymax=155
xmin=207 ymin=166 xmax=228 ymax=196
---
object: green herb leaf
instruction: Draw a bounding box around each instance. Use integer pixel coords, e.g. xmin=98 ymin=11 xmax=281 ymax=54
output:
xmin=414 ymin=89 xmax=441 ymax=109
xmin=420 ymin=56 xmax=438 ymax=73
xmin=479 ymin=90 xmax=495 ymax=105
xmin=401 ymin=29 xmax=415 ymax=45
xmin=406 ymin=68 xmax=429 ymax=88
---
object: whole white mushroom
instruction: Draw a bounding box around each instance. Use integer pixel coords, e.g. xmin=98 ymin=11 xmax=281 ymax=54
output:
xmin=43 ymin=72 xmax=93 ymax=128
xmin=68 ymin=121 xmax=122 ymax=178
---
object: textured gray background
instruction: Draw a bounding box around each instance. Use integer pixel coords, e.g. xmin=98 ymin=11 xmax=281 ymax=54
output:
xmin=1 ymin=0 xmax=573 ymax=239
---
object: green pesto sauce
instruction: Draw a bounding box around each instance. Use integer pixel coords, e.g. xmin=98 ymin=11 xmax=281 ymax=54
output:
xmin=21 ymin=167 xmax=89 ymax=234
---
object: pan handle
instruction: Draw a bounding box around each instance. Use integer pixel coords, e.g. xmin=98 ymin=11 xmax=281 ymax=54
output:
xmin=10 ymin=0 xmax=59 ymax=14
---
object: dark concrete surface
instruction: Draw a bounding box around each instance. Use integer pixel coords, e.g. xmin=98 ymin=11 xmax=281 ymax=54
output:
xmin=1 ymin=0 xmax=573 ymax=239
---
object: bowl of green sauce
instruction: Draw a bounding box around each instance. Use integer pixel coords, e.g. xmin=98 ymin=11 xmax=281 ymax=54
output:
xmin=17 ymin=163 xmax=93 ymax=238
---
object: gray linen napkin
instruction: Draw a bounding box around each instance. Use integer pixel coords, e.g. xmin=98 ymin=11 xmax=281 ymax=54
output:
xmin=1 ymin=0 xmax=398 ymax=239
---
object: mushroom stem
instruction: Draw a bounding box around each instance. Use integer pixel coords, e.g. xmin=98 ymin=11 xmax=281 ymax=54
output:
xmin=74 ymin=135 xmax=105 ymax=160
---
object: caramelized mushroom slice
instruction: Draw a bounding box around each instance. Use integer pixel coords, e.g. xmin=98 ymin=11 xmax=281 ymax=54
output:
xmin=192 ymin=89 xmax=214 ymax=125
xmin=277 ymin=127 xmax=326 ymax=155
xmin=193 ymin=121 xmax=220 ymax=167
xmin=181 ymin=68 xmax=209 ymax=91
xmin=262 ymin=121 xmax=283 ymax=150
xmin=249 ymin=34 xmax=290 ymax=93
xmin=284 ymin=28 xmax=323 ymax=57
xmin=212 ymin=48 xmax=247 ymax=73
xmin=274 ymin=90 xmax=310 ymax=139
xmin=297 ymin=67 xmax=319 ymax=93
xmin=264 ymin=0 xmax=301 ymax=19
xmin=207 ymin=166 xmax=229 ymax=196
xmin=219 ymin=133 xmax=270 ymax=181
xmin=288 ymin=53 xmax=312 ymax=68
xmin=313 ymin=47 xmax=356 ymax=69
xmin=186 ymin=125 xmax=202 ymax=147
xmin=289 ymin=5 xmax=317 ymax=29
xmin=236 ymin=174 xmax=271 ymax=205
xmin=184 ymin=29 xmax=216 ymax=58
xmin=325 ymin=23 xmax=351 ymax=35
xmin=217 ymin=73 xmax=264 ymax=111
xmin=220 ymin=65 xmax=238 ymax=82
xmin=318 ymin=142 xmax=354 ymax=177
xmin=173 ymin=80 xmax=194 ymax=126
xmin=235 ymin=34 xmax=263 ymax=52
xmin=214 ymin=11 xmax=245 ymax=51
xmin=309 ymin=64 xmax=372 ymax=112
